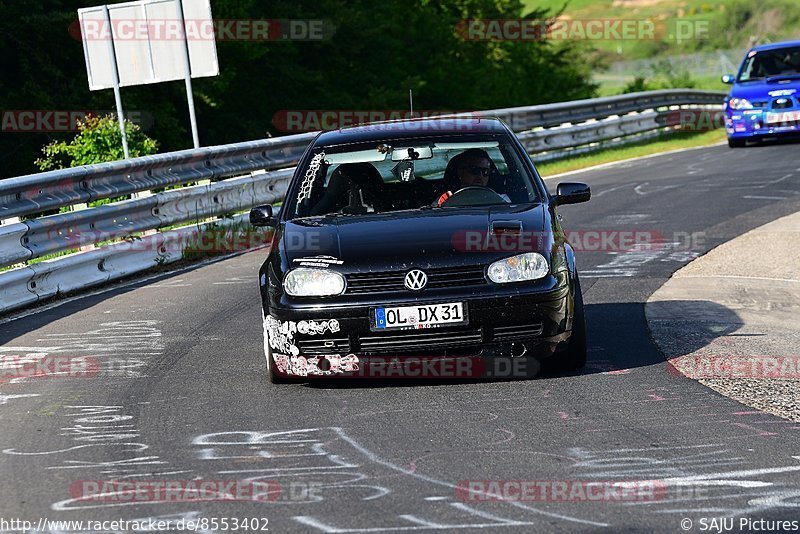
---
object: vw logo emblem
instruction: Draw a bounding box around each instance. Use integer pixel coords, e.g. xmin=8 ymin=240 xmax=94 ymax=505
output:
xmin=404 ymin=269 xmax=428 ymax=291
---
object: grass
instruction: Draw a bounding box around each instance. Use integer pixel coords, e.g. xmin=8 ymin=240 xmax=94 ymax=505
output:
xmin=182 ymin=219 xmax=272 ymax=261
xmin=0 ymin=216 xmax=232 ymax=273
xmin=535 ymin=128 xmax=727 ymax=176
xmin=522 ymin=0 xmax=800 ymax=58
xmin=522 ymin=0 xmax=800 ymax=96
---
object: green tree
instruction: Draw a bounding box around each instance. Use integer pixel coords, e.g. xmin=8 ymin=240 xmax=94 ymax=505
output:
xmin=35 ymin=114 xmax=158 ymax=171
xmin=201 ymin=0 xmax=598 ymax=139
xmin=2 ymin=0 xmax=597 ymax=178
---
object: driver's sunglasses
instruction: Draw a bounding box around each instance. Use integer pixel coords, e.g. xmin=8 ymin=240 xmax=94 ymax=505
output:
xmin=463 ymin=165 xmax=490 ymax=177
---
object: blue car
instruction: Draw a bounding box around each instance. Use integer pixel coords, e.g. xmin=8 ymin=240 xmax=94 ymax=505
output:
xmin=722 ymin=40 xmax=800 ymax=148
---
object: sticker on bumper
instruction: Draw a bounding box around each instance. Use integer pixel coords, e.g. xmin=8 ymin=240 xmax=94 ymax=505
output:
xmin=273 ymin=353 xmax=359 ymax=376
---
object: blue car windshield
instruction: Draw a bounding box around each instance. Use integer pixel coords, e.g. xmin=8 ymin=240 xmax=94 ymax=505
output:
xmin=739 ymin=46 xmax=800 ymax=81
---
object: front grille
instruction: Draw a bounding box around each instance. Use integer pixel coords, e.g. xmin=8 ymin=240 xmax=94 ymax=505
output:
xmin=357 ymin=328 xmax=483 ymax=353
xmin=346 ymin=266 xmax=486 ymax=294
xmin=491 ymin=323 xmax=543 ymax=341
xmin=772 ymin=97 xmax=796 ymax=110
xmin=297 ymin=321 xmax=547 ymax=356
xmin=296 ymin=337 xmax=351 ymax=354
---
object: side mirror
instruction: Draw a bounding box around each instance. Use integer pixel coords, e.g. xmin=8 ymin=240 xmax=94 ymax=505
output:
xmin=249 ymin=204 xmax=277 ymax=227
xmin=721 ymin=74 xmax=735 ymax=84
xmin=555 ymin=182 xmax=591 ymax=205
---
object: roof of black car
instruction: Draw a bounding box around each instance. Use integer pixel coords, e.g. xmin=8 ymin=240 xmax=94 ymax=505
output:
xmin=312 ymin=117 xmax=510 ymax=146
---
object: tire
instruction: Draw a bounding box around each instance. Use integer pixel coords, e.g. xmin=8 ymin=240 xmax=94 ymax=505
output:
xmin=728 ymin=138 xmax=746 ymax=148
xmin=264 ymin=321 xmax=291 ymax=384
xmin=560 ymin=275 xmax=587 ymax=372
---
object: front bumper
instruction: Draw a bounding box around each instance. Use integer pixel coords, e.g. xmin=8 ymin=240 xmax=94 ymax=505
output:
xmin=263 ymin=276 xmax=573 ymax=378
xmin=726 ymin=109 xmax=800 ymax=139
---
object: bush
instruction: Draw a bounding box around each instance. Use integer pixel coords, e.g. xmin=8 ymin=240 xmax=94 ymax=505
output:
xmin=619 ymin=59 xmax=698 ymax=95
xmin=650 ymin=60 xmax=697 ymax=89
xmin=622 ymin=76 xmax=653 ymax=93
xmin=35 ymin=114 xmax=158 ymax=171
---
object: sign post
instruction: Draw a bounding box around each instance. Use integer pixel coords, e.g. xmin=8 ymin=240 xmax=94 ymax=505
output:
xmin=175 ymin=0 xmax=200 ymax=148
xmin=78 ymin=0 xmax=219 ymax=155
xmin=101 ymin=5 xmax=130 ymax=158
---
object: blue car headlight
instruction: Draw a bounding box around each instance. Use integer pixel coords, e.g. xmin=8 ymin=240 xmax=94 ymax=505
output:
xmin=488 ymin=253 xmax=549 ymax=283
xmin=284 ymin=268 xmax=345 ymax=296
xmin=728 ymin=98 xmax=753 ymax=110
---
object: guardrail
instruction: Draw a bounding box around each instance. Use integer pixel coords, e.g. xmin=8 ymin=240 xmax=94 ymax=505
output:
xmin=0 ymin=89 xmax=725 ymax=315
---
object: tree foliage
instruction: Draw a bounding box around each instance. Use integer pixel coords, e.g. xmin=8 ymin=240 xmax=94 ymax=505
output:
xmin=1 ymin=0 xmax=598 ymax=178
xmin=35 ymin=115 xmax=158 ymax=171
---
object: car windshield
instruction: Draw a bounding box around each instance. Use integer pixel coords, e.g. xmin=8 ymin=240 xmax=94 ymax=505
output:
xmin=738 ymin=46 xmax=800 ymax=81
xmin=286 ymin=136 xmax=540 ymax=219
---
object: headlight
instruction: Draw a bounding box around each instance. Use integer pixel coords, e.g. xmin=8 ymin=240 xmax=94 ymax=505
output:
xmin=488 ymin=253 xmax=549 ymax=283
xmin=728 ymin=98 xmax=753 ymax=110
xmin=284 ymin=268 xmax=345 ymax=297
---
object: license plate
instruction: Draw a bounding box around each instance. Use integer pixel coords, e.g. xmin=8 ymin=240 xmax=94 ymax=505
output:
xmin=372 ymin=302 xmax=467 ymax=331
xmin=766 ymin=111 xmax=800 ymax=124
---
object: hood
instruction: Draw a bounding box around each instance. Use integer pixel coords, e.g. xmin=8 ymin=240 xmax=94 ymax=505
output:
xmin=281 ymin=204 xmax=548 ymax=271
xmin=730 ymin=78 xmax=800 ymax=103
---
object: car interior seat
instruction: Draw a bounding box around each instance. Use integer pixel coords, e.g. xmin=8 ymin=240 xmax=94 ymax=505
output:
xmin=310 ymin=162 xmax=385 ymax=215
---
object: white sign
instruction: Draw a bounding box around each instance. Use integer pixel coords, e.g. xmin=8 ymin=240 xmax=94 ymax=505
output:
xmin=79 ymin=0 xmax=219 ymax=91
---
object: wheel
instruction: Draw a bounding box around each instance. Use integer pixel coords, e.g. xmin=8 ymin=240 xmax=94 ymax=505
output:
xmin=560 ymin=275 xmax=587 ymax=372
xmin=727 ymin=138 xmax=746 ymax=148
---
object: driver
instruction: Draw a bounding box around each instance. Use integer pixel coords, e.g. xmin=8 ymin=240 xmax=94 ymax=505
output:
xmin=435 ymin=148 xmax=508 ymax=205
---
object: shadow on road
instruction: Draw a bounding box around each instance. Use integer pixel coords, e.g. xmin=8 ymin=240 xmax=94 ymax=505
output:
xmin=578 ymin=299 xmax=744 ymax=375
xmin=740 ymin=136 xmax=800 ymax=149
xmin=303 ymin=300 xmax=744 ymax=389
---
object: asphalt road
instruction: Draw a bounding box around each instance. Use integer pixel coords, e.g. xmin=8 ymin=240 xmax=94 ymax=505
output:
xmin=2 ymin=140 xmax=800 ymax=533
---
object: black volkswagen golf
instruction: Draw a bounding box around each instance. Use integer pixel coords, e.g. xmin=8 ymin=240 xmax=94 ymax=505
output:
xmin=250 ymin=117 xmax=590 ymax=382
